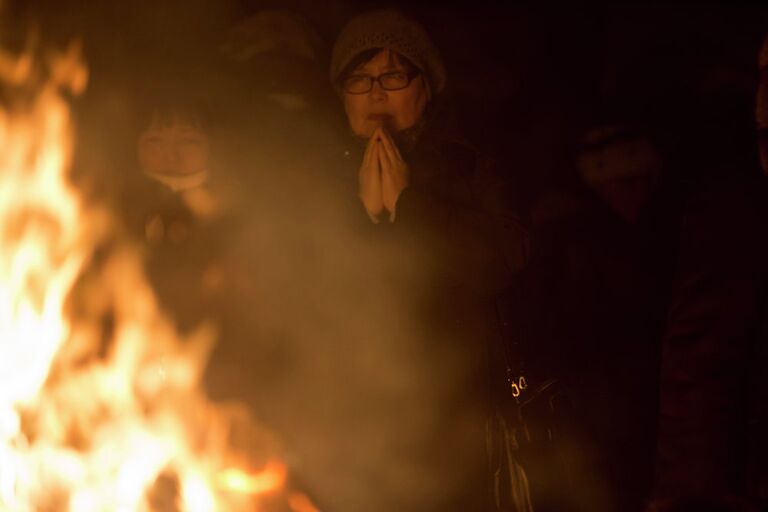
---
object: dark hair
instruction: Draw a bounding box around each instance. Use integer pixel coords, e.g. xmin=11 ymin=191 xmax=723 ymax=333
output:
xmin=130 ymin=85 xmax=213 ymax=141
xmin=335 ymin=48 xmax=420 ymax=89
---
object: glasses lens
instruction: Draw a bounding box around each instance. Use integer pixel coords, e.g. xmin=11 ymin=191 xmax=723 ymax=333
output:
xmin=380 ymin=72 xmax=410 ymax=90
xmin=343 ymin=75 xmax=371 ymax=93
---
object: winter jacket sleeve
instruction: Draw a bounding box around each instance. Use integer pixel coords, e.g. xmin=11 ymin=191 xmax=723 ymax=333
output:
xmin=653 ymin=178 xmax=768 ymax=504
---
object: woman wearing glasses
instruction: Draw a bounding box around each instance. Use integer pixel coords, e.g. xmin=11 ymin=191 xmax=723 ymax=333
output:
xmin=336 ymin=47 xmax=427 ymax=223
xmin=331 ymin=9 xmax=452 ymax=226
xmin=329 ymin=8 xmax=526 ymax=280
xmin=316 ymin=8 xmax=531 ymax=512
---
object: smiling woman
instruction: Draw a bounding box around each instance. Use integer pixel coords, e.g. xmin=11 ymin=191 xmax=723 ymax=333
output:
xmin=134 ymin=93 xmax=213 ymax=190
xmin=106 ymin=84 xmax=236 ymax=336
xmin=137 ymin=119 xmax=210 ymax=179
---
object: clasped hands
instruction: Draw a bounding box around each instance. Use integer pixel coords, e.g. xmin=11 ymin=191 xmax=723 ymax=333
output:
xmin=358 ymin=127 xmax=409 ymax=223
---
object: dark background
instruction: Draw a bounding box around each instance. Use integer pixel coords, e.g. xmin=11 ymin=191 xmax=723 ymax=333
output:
xmin=6 ymin=0 xmax=768 ymax=207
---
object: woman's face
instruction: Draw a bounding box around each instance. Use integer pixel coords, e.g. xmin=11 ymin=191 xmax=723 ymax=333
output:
xmin=137 ymin=118 xmax=210 ymax=176
xmin=343 ymin=49 xmax=429 ymax=138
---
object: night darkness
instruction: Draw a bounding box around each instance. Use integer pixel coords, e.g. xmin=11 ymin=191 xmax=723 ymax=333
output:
xmin=9 ymin=1 xmax=768 ymax=199
xmin=1 ymin=1 xmax=768 ymax=512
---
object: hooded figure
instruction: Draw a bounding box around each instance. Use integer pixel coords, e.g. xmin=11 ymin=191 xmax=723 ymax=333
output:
xmin=513 ymin=120 xmax=678 ymax=512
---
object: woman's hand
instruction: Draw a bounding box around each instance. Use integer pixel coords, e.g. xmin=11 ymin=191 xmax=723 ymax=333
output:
xmin=357 ymin=127 xmax=409 ymax=223
xmin=377 ymin=128 xmax=409 ymax=221
xmin=358 ymin=130 xmax=384 ymax=223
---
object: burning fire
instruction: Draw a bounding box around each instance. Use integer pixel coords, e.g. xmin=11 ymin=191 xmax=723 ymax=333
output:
xmin=0 ymin=42 xmax=314 ymax=511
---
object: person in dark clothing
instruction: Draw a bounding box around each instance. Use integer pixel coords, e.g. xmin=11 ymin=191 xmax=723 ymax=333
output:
xmin=513 ymin=123 xmax=681 ymax=512
xmin=647 ymin=36 xmax=768 ymax=512
xmin=263 ymin=8 xmax=530 ymax=512
xmin=649 ymin=179 xmax=768 ymax=512
xmin=111 ymin=87 xmax=236 ymax=335
xmin=328 ymin=7 xmax=527 ymax=300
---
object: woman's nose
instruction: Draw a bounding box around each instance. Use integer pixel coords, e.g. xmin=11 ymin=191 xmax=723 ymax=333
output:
xmin=368 ymin=80 xmax=387 ymax=101
xmin=162 ymin=144 xmax=181 ymax=163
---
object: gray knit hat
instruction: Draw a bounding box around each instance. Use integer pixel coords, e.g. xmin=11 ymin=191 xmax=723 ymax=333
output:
xmin=330 ymin=9 xmax=446 ymax=95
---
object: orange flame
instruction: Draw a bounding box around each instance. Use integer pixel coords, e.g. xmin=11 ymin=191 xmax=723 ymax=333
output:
xmin=217 ymin=460 xmax=287 ymax=495
xmin=0 ymin=41 xmax=306 ymax=512
xmin=288 ymin=492 xmax=322 ymax=512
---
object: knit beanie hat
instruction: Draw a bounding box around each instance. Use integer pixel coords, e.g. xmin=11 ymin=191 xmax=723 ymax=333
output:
xmin=330 ymin=9 xmax=446 ymax=95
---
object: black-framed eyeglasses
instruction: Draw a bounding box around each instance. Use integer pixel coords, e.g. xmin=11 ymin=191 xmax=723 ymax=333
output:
xmin=341 ymin=70 xmax=420 ymax=94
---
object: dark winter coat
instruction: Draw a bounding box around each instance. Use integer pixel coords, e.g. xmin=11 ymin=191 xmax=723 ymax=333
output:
xmin=181 ymin=106 xmax=528 ymax=511
xmin=508 ymin=180 xmax=683 ymax=512
xmin=271 ymin=122 xmax=530 ymax=512
xmin=115 ymin=174 xmax=235 ymax=333
xmin=653 ymin=177 xmax=768 ymax=510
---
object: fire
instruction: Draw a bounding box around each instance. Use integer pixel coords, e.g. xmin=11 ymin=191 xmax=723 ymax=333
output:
xmin=217 ymin=461 xmax=287 ymax=495
xmin=0 ymin=42 xmax=315 ymax=511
